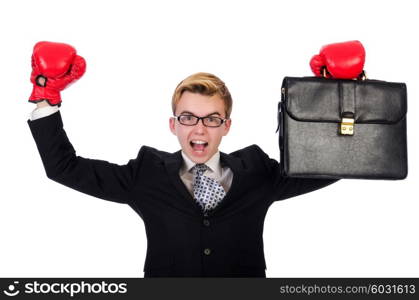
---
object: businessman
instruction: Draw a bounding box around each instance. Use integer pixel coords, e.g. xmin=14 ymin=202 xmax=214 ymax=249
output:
xmin=28 ymin=41 xmax=360 ymax=277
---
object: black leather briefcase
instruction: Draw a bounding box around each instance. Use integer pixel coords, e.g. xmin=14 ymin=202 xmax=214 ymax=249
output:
xmin=278 ymin=76 xmax=408 ymax=179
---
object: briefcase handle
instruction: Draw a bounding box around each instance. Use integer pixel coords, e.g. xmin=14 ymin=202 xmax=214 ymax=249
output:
xmin=321 ymin=67 xmax=368 ymax=81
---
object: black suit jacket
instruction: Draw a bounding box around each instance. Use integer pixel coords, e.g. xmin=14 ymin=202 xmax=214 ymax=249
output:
xmin=28 ymin=111 xmax=338 ymax=277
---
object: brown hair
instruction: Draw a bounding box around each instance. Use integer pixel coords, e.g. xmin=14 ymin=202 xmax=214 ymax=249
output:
xmin=171 ymin=72 xmax=233 ymax=118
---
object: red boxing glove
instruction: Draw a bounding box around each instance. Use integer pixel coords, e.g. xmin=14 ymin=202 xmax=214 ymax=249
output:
xmin=310 ymin=40 xmax=365 ymax=79
xmin=29 ymin=41 xmax=86 ymax=106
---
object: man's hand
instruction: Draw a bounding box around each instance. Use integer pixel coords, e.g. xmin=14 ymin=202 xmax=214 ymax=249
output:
xmin=36 ymin=100 xmax=50 ymax=109
xmin=29 ymin=41 xmax=86 ymax=106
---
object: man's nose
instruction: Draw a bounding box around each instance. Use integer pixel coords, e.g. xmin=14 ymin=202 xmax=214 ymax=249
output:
xmin=194 ymin=119 xmax=207 ymax=133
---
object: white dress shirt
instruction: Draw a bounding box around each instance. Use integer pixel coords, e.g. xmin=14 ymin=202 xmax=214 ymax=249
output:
xmin=180 ymin=151 xmax=233 ymax=196
xmin=29 ymin=105 xmax=59 ymax=121
xmin=29 ymin=106 xmax=234 ymax=196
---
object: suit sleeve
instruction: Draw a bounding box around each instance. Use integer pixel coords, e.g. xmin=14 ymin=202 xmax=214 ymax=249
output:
xmin=253 ymin=145 xmax=339 ymax=202
xmin=28 ymin=111 xmax=143 ymax=204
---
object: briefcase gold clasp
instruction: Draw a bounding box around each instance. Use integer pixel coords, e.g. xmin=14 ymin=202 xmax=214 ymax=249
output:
xmin=340 ymin=118 xmax=354 ymax=135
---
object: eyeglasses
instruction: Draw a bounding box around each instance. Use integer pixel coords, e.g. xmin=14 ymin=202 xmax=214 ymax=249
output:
xmin=173 ymin=114 xmax=228 ymax=128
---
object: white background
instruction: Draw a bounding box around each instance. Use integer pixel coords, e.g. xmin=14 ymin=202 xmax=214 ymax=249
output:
xmin=0 ymin=0 xmax=418 ymax=277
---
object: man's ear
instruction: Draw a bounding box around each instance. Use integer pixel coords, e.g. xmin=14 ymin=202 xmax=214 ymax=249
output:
xmin=223 ymin=118 xmax=232 ymax=136
xmin=169 ymin=117 xmax=176 ymax=135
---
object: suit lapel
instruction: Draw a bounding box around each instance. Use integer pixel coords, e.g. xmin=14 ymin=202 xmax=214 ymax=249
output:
xmin=208 ymin=151 xmax=244 ymax=215
xmin=163 ymin=151 xmax=203 ymax=214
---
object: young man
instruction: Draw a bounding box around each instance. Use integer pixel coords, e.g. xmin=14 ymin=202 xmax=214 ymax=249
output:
xmin=28 ymin=42 xmax=340 ymax=277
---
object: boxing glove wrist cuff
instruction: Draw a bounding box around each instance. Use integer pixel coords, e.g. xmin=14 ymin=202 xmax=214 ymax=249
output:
xmin=29 ymin=85 xmax=62 ymax=106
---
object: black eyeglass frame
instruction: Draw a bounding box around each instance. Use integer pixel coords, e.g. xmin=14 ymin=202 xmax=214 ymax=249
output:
xmin=173 ymin=114 xmax=228 ymax=128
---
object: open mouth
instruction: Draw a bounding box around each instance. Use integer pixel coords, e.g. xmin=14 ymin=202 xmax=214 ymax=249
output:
xmin=190 ymin=140 xmax=209 ymax=152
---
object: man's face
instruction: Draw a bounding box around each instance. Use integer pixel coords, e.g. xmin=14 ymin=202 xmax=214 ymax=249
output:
xmin=169 ymin=91 xmax=231 ymax=164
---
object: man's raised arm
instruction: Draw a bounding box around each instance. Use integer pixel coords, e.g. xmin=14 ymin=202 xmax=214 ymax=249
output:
xmin=28 ymin=41 xmax=143 ymax=204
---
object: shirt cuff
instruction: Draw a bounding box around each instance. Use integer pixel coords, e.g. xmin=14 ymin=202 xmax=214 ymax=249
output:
xmin=29 ymin=105 xmax=60 ymax=121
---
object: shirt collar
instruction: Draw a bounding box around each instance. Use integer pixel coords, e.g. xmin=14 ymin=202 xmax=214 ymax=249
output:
xmin=181 ymin=151 xmax=222 ymax=177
